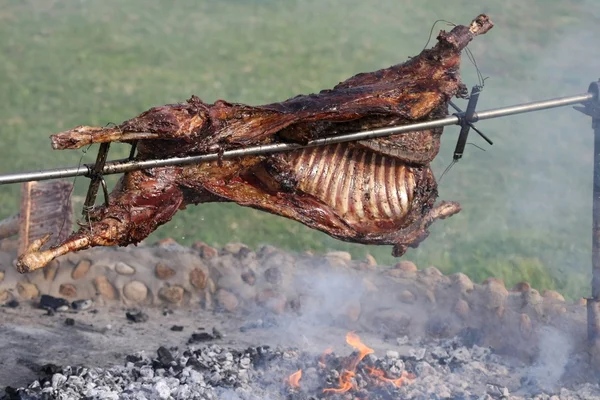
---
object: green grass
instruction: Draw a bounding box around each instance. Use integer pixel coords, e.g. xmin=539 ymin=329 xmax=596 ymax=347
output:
xmin=1 ymin=0 xmax=599 ymax=299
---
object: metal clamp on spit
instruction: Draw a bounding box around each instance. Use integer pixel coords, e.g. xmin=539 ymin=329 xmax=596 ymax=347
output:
xmin=574 ymin=81 xmax=600 ymax=124
xmin=81 ymin=137 xmax=138 ymax=217
xmin=81 ymin=142 xmax=111 ymax=218
xmin=449 ymin=85 xmax=493 ymax=161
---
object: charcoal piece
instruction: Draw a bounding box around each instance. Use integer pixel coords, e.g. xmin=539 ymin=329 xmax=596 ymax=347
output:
xmin=157 ymin=346 xmax=175 ymax=367
xmin=187 ymin=332 xmax=215 ymax=344
xmin=170 ymin=325 xmax=184 ymax=332
xmin=186 ymin=357 xmax=210 ymax=371
xmin=125 ymin=354 xmax=143 ymax=364
xmin=40 ymin=363 xmax=62 ymax=375
xmin=126 ymin=310 xmax=149 ymax=323
xmin=4 ymin=299 xmax=19 ymax=308
xmin=2 ymin=386 xmax=20 ymax=400
xmin=248 ymin=345 xmax=277 ymax=368
xmin=71 ymin=299 xmax=92 ymax=311
xmin=64 ymin=318 xmax=75 ymax=326
xmin=39 ymin=294 xmax=69 ymax=312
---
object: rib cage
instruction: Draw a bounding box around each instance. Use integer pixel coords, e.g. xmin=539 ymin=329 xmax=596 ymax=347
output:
xmin=287 ymin=143 xmax=415 ymax=226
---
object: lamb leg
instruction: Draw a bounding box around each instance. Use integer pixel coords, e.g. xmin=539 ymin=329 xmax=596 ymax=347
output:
xmin=51 ymin=98 xmax=211 ymax=150
xmin=16 ymin=233 xmax=91 ymax=273
xmin=16 ymin=169 xmax=185 ymax=273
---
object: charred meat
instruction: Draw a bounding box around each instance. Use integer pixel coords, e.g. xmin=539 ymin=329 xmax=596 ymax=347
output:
xmin=16 ymin=15 xmax=493 ymax=273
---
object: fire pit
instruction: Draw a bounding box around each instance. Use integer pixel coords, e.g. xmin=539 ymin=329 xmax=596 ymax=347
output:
xmin=0 ymin=241 xmax=599 ymax=399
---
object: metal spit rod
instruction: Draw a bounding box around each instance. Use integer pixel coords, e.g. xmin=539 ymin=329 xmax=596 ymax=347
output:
xmin=0 ymin=91 xmax=594 ymax=186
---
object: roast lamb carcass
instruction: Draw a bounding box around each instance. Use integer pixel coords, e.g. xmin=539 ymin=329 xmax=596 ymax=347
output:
xmin=16 ymin=15 xmax=493 ymax=273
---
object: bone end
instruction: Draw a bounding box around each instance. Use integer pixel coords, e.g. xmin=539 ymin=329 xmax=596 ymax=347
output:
xmin=50 ymin=126 xmax=116 ymax=150
xmin=436 ymin=14 xmax=494 ymax=53
xmin=469 ymin=14 xmax=494 ymax=36
xmin=15 ymin=233 xmax=53 ymax=273
xmin=430 ymin=201 xmax=462 ymax=221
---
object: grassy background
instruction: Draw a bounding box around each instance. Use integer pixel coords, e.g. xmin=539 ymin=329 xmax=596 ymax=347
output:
xmin=1 ymin=0 xmax=600 ymax=299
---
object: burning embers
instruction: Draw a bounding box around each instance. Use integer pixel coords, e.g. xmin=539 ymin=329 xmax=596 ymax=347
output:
xmin=286 ymin=332 xmax=415 ymax=398
xmin=286 ymin=369 xmax=302 ymax=389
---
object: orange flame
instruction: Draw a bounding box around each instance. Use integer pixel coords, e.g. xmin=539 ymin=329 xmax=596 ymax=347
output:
xmin=366 ymin=366 xmax=416 ymax=387
xmin=286 ymin=369 xmax=302 ymax=388
xmin=345 ymin=331 xmax=374 ymax=370
xmin=322 ymin=332 xmax=375 ymax=394
xmin=346 ymin=331 xmax=374 ymax=359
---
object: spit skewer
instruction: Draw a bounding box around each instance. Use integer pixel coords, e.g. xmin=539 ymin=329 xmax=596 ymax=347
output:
xmin=0 ymin=91 xmax=594 ymax=186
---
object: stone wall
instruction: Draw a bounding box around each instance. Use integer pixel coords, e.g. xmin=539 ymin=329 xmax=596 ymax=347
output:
xmin=0 ymin=238 xmax=588 ymax=362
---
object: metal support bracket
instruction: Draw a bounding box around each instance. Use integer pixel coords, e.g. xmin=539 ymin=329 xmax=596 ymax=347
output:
xmin=449 ymin=85 xmax=493 ymax=161
xmin=81 ymin=139 xmax=138 ymax=219
xmin=81 ymin=142 xmax=111 ymax=218
xmin=574 ymin=81 xmax=600 ymax=127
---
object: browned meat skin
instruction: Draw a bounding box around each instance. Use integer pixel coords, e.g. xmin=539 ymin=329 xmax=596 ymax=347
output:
xmin=16 ymin=15 xmax=492 ymax=273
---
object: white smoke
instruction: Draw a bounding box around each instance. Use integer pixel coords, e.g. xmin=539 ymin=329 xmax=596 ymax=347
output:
xmin=526 ymin=326 xmax=574 ymax=390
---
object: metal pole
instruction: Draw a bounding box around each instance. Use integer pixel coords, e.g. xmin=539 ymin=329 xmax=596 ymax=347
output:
xmin=474 ymin=93 xmax=594 ymax=121
xmin=584 ymin=81 xmax=600 ymax=349
xmin=0 ymin=91 xmax=595 ymax=186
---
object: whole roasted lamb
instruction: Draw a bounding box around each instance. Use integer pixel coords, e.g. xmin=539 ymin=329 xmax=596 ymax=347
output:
xmin=16 ymin=15 xmax=493 ymax=273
